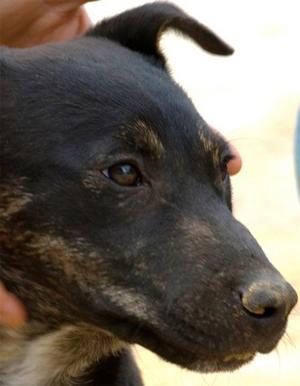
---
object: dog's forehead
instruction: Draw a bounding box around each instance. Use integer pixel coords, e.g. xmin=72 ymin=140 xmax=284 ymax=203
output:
xmin=2 ymin=39 xmax=229 ymax=168
xmin=61 ymin=39 xmax=229 ymax=160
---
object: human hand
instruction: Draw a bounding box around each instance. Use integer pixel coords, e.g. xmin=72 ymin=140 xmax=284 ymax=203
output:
xmin=227 ymin=145 xmax=242 ymax=176
xmin=0 ymin=0 xmax=97 ymax=48
xmin=209 ymin=126 xmax=242 ymax=176
xmin=0 ymin=282 xmax=27 ymax=327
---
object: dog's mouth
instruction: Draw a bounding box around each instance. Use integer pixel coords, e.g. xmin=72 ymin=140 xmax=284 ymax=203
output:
xmin=129 ymin=323 xmax=258 ymax=372
xmin=131 ymin=325 xmax=257 ymax=372
xmin=88 ymin=295 xmax=287 ymax=373
xmin=92 ymin=312 xmax=265 ymax=372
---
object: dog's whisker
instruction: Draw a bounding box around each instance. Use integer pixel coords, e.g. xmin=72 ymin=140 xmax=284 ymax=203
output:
xmin=227 ymin=137 xmax=266 ymax=144
xmin=274 ymin=347 xmax=282 ymax=373
xmin=200 ymin=372 xmax=219 ymax=386
xmin=290 ymin=307 xmax=300 ymax=316
xmin=281 ymin=332 xmax=297 ymax=349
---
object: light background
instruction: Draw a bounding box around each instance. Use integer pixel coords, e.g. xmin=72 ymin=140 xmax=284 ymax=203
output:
xmin=86 ymin=1 xmax=300 ymax=385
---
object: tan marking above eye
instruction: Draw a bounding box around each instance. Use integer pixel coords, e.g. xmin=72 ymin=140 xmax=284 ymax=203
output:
xmin=118 ymin=119 xmax=164 ymax=159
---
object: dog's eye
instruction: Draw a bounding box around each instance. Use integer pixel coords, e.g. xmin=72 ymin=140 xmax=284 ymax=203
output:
xmin=102 ymin=163 xmax=142 ymax=187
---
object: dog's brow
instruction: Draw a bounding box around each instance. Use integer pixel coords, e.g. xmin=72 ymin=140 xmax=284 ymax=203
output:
xmin=118 ymin=119 xmax=164 ymax=159
xmin=198 ymin=126 xmax=229 ymax=167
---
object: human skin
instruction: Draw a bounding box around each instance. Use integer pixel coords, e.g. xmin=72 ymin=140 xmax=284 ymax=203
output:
xmin=0 ymin=0 xmax=97 ymax=48
xmin=0 ymin=0 xmax=242 ymax=326
xmin=0 ymin=283 xmax=27 ymax=326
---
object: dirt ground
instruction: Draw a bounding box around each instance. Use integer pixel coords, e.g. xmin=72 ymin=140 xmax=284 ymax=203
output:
xmin=87 ymin=1 xmax=300 ymax=385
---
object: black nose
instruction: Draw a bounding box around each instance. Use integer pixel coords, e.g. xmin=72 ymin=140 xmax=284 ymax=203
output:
xmin=241 ymin=279 xmax=298 ymax=319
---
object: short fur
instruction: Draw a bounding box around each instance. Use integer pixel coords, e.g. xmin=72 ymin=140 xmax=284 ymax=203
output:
xmin=0 ymin=3 xmax=297 ymax=386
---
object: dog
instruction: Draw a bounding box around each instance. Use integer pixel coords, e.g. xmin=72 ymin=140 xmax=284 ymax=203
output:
xmin=0 ymin=3 xmax=297 ymax=386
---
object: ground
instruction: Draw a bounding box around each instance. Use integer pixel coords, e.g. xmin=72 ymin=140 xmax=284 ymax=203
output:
xmin=86 ymin=1 xmax=300 ymax=385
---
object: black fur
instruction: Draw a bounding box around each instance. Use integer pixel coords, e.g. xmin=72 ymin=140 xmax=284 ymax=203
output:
xmin=0 ymin=3 xmax=297 ymax=386
xmin=77 ymin=350 xmax=142 ymax=386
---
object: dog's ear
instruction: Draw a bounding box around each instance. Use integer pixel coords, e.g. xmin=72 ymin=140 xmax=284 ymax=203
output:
xmin=88 ymin=2 xmax=233 ymax=67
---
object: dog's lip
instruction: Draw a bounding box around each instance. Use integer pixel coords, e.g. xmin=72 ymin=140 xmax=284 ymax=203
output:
xmin=91 ymin=312 xmax=258 ymax=371
xmin=222 ymin=352 xmax=255 ymax=363
xmin=104 ymin=310 xmax=286 ymax=356
xmin=131 ymin=324 xmax=257 ymax=371
xmin=90 ymin=307 xmax=282 ymax=370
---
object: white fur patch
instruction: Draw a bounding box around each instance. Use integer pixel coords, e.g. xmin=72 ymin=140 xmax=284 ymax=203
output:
xmin=0 ymin=324 xmax=124 ymax=386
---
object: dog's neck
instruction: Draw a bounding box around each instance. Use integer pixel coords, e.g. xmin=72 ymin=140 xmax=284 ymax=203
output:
xmin=0 ymin=323 xmax=125 ymax=386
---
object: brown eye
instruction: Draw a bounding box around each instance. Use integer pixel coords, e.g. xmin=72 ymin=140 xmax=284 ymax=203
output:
xmin=102 ymin=163 xmax=142 ymax=187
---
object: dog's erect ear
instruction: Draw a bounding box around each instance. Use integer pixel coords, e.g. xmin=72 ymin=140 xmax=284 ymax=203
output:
xmin=88 ymin=2 xmax=233 ymax=67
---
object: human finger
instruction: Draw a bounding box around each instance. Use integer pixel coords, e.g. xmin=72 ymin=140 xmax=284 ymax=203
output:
xmin=0 ymin=283 xmax=27 ymax=327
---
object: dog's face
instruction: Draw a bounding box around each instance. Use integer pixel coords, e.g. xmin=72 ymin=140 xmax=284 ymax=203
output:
xmin=0 ymin=3 xmax=297 ymax=373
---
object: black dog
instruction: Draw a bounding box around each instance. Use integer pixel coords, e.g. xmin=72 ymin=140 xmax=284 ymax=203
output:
xmin=0 ymin=3 xmax=297 ymax=386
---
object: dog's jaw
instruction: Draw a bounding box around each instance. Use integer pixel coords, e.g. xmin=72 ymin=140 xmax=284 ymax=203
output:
xmin=0 ymin=324 xmax=125 ymax=386
xmin=187 ymin=353 xmax=256 ymax=373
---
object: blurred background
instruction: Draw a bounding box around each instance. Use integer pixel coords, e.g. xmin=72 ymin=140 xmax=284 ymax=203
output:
xmin=86 ymin=1 xmax=300 ymax=385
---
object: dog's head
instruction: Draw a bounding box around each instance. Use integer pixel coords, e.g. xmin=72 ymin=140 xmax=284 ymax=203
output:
xmin=0 ymin=2 xmax=297 ymax=373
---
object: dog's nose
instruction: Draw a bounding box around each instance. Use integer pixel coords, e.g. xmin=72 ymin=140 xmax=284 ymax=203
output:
xmin=241 ymin=279 xmax=298 ymax=319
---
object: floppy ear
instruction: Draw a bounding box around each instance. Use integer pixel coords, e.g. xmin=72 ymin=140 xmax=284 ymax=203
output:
xmin=88 ymin=2 xmax=233 ymax=67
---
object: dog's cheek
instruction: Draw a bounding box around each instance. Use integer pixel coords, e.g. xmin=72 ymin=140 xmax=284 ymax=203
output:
xmin=82 ymin=171 xmax=151 ymax=210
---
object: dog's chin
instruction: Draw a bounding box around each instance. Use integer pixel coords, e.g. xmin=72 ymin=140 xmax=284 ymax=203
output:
xmin=179 ymin=333 xmax=283 ymax=372
xmin=186 ymin=353 xmax=256 ymax=373
xmin=151 ymin=340 xmax=257 ymax=373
